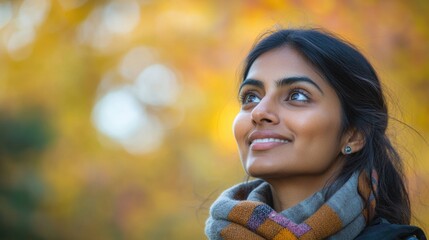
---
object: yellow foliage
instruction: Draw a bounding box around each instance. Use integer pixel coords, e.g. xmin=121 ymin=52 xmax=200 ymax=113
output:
xmin=0 ymin=0 xmax=428 ymax=238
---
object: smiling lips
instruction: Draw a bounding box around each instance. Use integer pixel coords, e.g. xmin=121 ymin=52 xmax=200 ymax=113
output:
xmin=248 ymin=131 xmax=290 ymax=151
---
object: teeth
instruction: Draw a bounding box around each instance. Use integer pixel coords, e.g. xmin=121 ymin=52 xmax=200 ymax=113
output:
xmin=252 ymin=138 xmax=289 ymax=144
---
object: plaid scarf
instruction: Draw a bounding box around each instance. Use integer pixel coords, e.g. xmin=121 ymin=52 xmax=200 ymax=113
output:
xmin=205 ymin=171 xmax=378 ymax=240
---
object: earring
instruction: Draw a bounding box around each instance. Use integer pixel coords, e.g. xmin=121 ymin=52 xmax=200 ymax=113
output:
xmin=344 ymin=146 xmax=352 ymax=155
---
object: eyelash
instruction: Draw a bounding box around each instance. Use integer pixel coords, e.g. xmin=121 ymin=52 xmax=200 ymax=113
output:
xmin=289 ymin=88 xmax=310 ymax=102
xmin=238 ymin=88 xmax=311 ymax=105
xmin=238 ymin=90 xmax=259 ymax=104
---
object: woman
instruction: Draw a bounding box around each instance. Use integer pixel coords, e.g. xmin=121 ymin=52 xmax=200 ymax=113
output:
xmin=205 ymin=28 xmax=426 ymax=240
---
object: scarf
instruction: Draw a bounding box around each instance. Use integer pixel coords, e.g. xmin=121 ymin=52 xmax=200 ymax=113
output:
xmin=205 ymin=171 xmax=378 ymax=240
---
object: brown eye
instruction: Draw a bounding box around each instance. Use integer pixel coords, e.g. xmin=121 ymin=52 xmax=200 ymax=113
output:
xmin=288 ymin=90 xmax=309 ymax=102
xmin=241 ymin=92 xmax=261 ymax=105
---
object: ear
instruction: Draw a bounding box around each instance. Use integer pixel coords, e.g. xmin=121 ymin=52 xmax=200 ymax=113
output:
xmin=341 ymin=128 xmax=365 ymax=154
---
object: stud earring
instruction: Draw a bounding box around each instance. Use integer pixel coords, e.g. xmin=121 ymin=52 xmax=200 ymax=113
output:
xmin=344 ymin=146 xmax=352 ymax=154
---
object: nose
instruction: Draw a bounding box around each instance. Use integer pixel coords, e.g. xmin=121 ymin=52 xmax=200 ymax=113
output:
xmin=251 ymin=97 xmax=279 ymax=125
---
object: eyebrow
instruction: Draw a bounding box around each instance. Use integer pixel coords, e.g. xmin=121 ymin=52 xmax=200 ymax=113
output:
xmin=276 ymin=76 xmax=324 ymax=95
xmin=239 ymin=79 xmax=264 ymax=92
xmin=239 ymin=76 xmax=324 ymax=95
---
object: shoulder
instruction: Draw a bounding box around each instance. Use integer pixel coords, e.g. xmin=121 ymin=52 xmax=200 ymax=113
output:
xmin=355 ymin=217 xmax=426 ymax=240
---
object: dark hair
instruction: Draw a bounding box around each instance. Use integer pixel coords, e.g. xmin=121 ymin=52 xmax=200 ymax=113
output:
xmin=242 ymin=28 xmax=410 ymax=224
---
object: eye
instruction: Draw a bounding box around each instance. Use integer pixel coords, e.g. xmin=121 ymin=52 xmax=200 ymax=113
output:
xmin=288 ymin=90 xmax=309 ymax=102
xmin=240 ymin=92 xmax=261 ymax=105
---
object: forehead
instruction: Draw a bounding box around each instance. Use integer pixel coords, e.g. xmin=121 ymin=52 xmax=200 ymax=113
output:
xmin=246 ymin=46 xmax=327 ymax=87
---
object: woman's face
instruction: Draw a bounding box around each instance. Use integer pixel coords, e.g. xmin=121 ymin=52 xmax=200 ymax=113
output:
xmin=233 ymin=46 xmax=347 ymax=179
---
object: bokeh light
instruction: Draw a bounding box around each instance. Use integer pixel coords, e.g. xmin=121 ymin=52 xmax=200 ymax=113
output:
xmin=92 ymin=86 xmax=144 ymax=142
xmin=119 ymin=46 xmax=158 ymax=81
xmin=0 ymin=2 xmax=13 ymax=29
xmin=91 ymin=43 xmax=181 ymax=154
xmin=1 ymin=0 xmax=50 ymax=60
xmin=103 ymin=0 xmax=140 ymax=35
xmin=134 ymin=64 xmax=180 ymax=106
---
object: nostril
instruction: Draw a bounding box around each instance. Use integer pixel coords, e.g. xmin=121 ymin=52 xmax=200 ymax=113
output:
xmin=251 ymin=110 xmax=277 ymax=125
xmin=262 ymin=118 xmax=273 ymax=123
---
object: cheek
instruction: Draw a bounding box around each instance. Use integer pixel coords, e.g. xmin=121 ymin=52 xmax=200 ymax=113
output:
xmin=233 ymin=113 xmax=248 ymax=143
xmin=233 ymin=112 xmax=251 ymax=153
xmin=291 ymin=108 xmax=342 ymax=148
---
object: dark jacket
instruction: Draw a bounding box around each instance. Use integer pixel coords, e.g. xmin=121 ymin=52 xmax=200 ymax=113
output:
xmin=355 ymin=218 xmax=426 ymax=240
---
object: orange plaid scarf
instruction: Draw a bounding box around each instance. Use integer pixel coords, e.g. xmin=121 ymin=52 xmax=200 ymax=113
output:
xmin=206 ymin=171 xmax=378 ymax=240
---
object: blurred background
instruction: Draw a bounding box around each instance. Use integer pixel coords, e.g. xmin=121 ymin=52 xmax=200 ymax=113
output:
xmin=0 ymin=0 xmax=428 ymax=239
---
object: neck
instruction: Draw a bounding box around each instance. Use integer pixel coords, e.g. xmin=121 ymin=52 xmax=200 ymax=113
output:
xmin=265 ymin=154 xmax=345 ymax=212
xmin=266 ymin=176 xmax=326 ymax=212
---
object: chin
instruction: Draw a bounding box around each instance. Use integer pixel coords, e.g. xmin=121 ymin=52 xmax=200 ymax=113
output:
xmin=245 ymin=157 xmax=286 ymax=175
xmin=246 ymin=165 xmax=284 ymax=179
